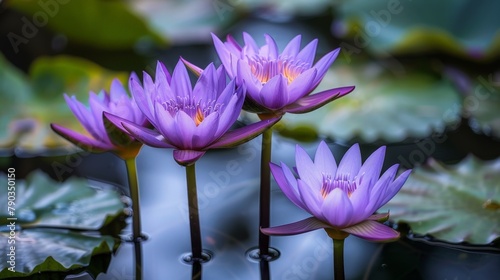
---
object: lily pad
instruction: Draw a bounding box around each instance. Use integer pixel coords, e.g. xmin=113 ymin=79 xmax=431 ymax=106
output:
xmin=465 ymin=73 xmax=500 ymax=139
xmin=380 ymin=156 xmax=500 ymax=244
xmin=0 ymin=230 xmax=115 ymax=278
xmin=280 ymin=62 xmax=461 ymax=143
xmin=0 ymin=54 xmax=128 ymax=156
xmin=239 ymin=0 xmax=333 ymax=16
xmin=0 ymin=170 xmax=124 ymax=277
xmin=129 ymin=0 xmax=237 ymax=44
xmin=8 ymin=0 xmax=165 ymax=49
xmin=334 ymin=0 xmax=500 ymax=60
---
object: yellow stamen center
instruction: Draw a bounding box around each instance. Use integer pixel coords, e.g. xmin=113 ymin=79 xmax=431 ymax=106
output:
xmin=194 ymin=107 xmax=204 ymax=126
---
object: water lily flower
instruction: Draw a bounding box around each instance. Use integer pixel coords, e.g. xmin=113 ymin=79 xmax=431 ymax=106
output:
xmin=50 ymin=78 xmax=147 ymax=158
xmin=104 ymin=60 xmax=280 ymax=166
xmin=261 ymin=141 xmax=412 ymax=241
xmin=184 ymin=33 xmax=355 ymax=117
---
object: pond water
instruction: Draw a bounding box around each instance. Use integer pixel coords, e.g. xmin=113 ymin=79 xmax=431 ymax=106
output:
xmin=23 ymin=134 xmax=495 ymax=280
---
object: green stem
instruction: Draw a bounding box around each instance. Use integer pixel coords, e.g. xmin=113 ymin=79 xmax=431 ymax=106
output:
xmin=186 ymin=164 xmax=202 ymax=260
xmin=258 ymin=128 xmax=273 ymax=256
xmin=125 ymin=158 xmax=142 ymax=241
xmin=333 ymin=238 xmax=345 ymax=280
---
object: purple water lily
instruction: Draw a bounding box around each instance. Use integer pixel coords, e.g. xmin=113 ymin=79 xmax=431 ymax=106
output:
xmin=51 ymin=79 xmax=147 ymax=158
xmin=105 ymin=60 xmax=280 ymax=166
xmin=189 ymin=33 xmax=355 ymax=116
xmin=261 ymin=141 xmax=411 ymax=241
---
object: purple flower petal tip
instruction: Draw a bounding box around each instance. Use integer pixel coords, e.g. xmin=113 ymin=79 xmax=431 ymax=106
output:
xmin=261 ymin=217 xmax=331 ymax=236
xmin=173 ymin=150 xmax=206 ymax=166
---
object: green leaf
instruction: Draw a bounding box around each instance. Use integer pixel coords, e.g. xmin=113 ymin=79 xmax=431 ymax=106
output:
xmin=0 ymin=230 xmax=115 ymax=278
xmin=0 ymin=170 xmax=124 ymax=277
xmin=128 ymin=0 xmax=237 ymax=44
xmin=335 ymin=0 xmax=500 ymax=59
xmin=8 ymin=0 xmax=165 ymax=49
xmin=239 ymin=0 xmax=333 ymax=16
xmin=0 ymin=55 xmax=128 ymax=155
xmin=380 ymin=156 xmax=500 ymax=244
xmin=280 ymin=62 xmax=461 ymax=143
xmin=465 ymin=74 xmax=500 ymax=139
xmin=0 ymin=170 xmax=125 ymax=230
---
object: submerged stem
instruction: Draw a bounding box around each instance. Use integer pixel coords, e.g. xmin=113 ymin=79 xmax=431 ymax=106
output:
xmin=258 ymin=128 xmax=273 ymax=257
xmin=333 ymin=238 xmax=345 ymax=280
xmin=186 ymin=164 xmax=202 ymax=260
xmin=125 ymin=158 xmax=142 ymax=241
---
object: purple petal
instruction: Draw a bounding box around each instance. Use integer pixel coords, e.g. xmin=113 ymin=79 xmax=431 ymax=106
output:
xmin=171 ymin=60 xmax=192 ymax=98
xmin=368 ymin=212 xmax=390 ymax=222
xmin=109 ymin=79 xmax=127 ymax=100
xmin=180 ymin=57 xmax=203 ymax=76
xmin=155 ymin=61 xmax=172 ymax=88
xmin=284 ymin=86 xmax=355 ymax=114
xmin=295 ymin=144 xmax=321 ymax=189
xmin=259 ymin=75 xmax=288 ymax=110
xmin=297 ymin=179 xmax=323 ymax=217
xmin=311 ymin=48 xmax=340 ymax=87
xmin=209 ymin=117 xmax=280 ymax=148
xmin=357 ymin=146 xmax=386 ymax=191
xmin=130 ymin=75 xmax=154 ymax=122
xmin=342 ymin=220 xmax=400 ymax=242
xmin=314 ymin=141 xmax=337 ymax=176
xmin=215 ymin=92 xmax=242 ymax=139
xmin=64 ymin=94 xmax=101 ymax=140
xmin=242 ymin=32 xmax=259 ymax=54
xmin=287 ymin=68 xmax=317 ymax=104
xmin=212 ymin=33 xmax=234 ymax=76
xmin=379 ymin=169 xmax=412 ymax=206
xmin=50 ymin=123 xmax=112 ymax=152
xmin=263 ymin=34 xmax=279 ymax=59
xmin=236 ymin=60 xmax=262 ymax=101
xmin=270 ymin=162 xmax=306 ymax=210
xmin=336 ymin=143 xmax=361 ymax=181
xmin=260 ymin=217 xmax=331 ymax=236
xmin=193 ymin=63 xmax=218 ymax=101
xmin=173 ymin=150 xmax=206 ymax=166
xmin=102 ymin=112 xmax=137 ymax=146
xmin=364 ymin=165 xmax=399 ymax=216
xmin=174 ymin=111 xmax=196 ymax=148
xmin=296 ymin=39 xmax=318 ymax=67
xmin=193 ymin=112 xmax=219 ymax=148
xmin=322 ymin=188 xmax=353 ymax=227
xmin=121 ymin=119 xmax=173 ymax=148
xmin=281 ymin=35 xmax=302 ymax=58
xmin=153 ymin=102 xmax=180 ymax=146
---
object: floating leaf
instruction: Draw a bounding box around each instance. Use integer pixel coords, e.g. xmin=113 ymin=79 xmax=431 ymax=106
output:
xmin=8 ymin=0 xmax=165 ymax=49
xmin=0 ymin=170 xmax=125 ymax=230
xmin=0 ymin=170 xmax=124 ymax=277
xmin=0 ymin=230 xmax=115 ymax=278
xmin=280 ymin=62 xmax=461 ymax=143
xmin=334 ymin=0 xmax=500 ymax=59
xmin=129 ymin=0 xmax=237 ymax=44
xmin=239 ymin=0 xmax=333 ymax=16
xmin=0 ymin=55 xmax=128 ymax=155
xmin=381 ymin=156 xmax=500 ymax=244
xmin=465 ymin=73 xmax=500 ymax=139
